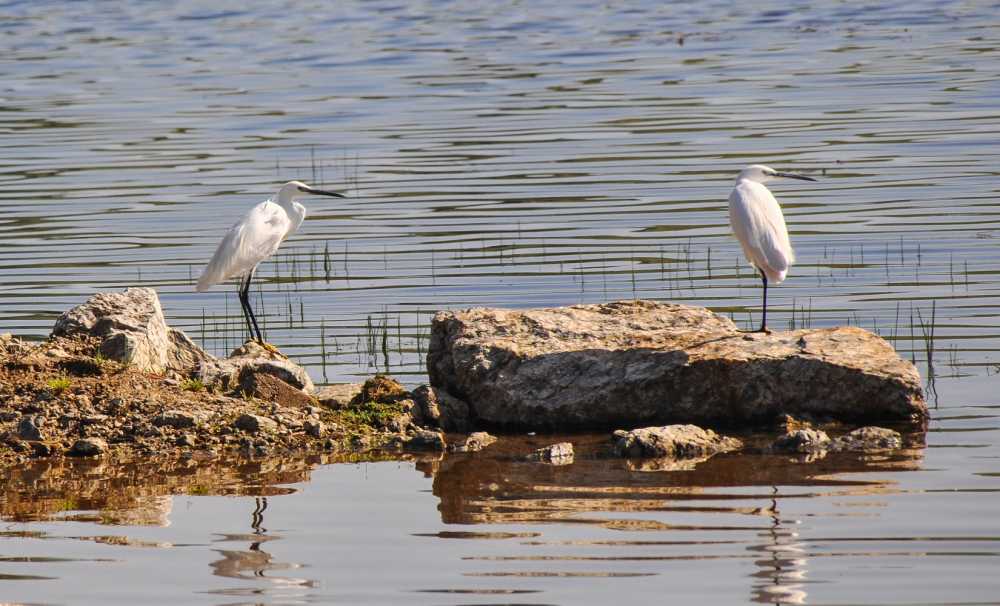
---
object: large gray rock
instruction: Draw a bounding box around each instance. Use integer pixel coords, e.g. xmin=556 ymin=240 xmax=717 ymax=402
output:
xmin=427 ymin=300 xmax=926 ymax=430
xmin=52 ymin=288 xmax=213 ymax=376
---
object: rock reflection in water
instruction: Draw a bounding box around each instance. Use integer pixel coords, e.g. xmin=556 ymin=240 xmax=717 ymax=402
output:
xmin=421 ymin=432 xmax=925 ymax=604
xmin=0 ymin=455 xmax=321 ymax=524
xmin=0 ymin=433 xmax=926 ymax=604
xmin=422 ymin=434 xmax=925 ymax=525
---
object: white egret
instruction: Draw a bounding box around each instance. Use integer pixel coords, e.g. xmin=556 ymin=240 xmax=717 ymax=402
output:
xmin=196 ymin=181 xmax=345 ymax=346
xmin=728 ymin=164 xmax=815 ymax=333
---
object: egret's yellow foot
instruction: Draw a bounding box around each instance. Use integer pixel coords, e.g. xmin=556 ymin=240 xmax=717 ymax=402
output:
xmin=245 ymin=339 xmax=287 ymax=357
xmin=258 ymin=341 xmax=286 ymax=357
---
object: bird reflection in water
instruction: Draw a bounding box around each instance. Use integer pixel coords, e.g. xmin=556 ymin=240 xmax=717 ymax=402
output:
xmin=749 ymin=486 xmax=809 ymax=605
xmin=208 ymin=496 xmax=316 ymax=596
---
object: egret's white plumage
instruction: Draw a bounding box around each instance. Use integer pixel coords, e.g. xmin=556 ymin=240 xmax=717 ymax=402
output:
xmin=196 ymin=180 xmax=344 ymax=343
xmin=727 ymin=164 xmax=815 ymax=332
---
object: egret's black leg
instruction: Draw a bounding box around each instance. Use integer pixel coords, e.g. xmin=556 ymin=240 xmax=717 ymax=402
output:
xmin=759 ymin=270 xmax=769 ymax=333
xmin=237 ymin=275 xmax=254 ymax=341
xmin=238 ymin=273 xmax=264 ymax=343
xmin=244 ymin=274 xmax=265 ymax=344
xmin=737 ymin=269 xmax=771 ymax=334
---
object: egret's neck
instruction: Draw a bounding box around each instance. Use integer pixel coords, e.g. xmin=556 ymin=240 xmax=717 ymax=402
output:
xmin=286 ymin=198 xmax=307 ymax=216
xmin=275 ymin=193 xmax=300 ymax=210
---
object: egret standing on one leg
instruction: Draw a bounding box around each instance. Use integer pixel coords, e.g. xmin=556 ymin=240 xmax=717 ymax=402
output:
xmin=196 ymin=181 xmax=345 ymax=347
xmin=728 ymin=165 xmax=815 ymax=333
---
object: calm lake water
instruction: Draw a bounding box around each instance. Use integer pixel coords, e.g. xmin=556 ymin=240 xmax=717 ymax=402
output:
xmin=2 ymin=0 xmax=1000 ymax=604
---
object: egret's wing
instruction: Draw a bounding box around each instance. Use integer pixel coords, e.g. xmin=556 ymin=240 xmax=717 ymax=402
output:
xmin=196 ymin=201 xmax=291 ymax=291
xmin=728 ymin=182 xmax=795 ymax=283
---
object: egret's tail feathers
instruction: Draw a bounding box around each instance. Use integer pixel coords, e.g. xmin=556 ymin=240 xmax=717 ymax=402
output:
xmin=195 ymin=275 xmax=212 ymax=292
xmin=762 ymin=251 xmax=794 ymax=284
xmin=196 ymin=267 xmax=224 ymax=292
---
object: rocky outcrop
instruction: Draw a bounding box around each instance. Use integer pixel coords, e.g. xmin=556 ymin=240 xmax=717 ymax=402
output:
xmin=51 ymin=288 xmax=315 ymax=401
xmin=428 ymin=300 xmax=926 ymax=430
xmin=613 ymin=425 xmax=743 ymax=458
xmin=52 ymin=288 xmax=212 ymax=376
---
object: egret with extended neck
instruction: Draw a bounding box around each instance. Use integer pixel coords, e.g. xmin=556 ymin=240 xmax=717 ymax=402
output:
xmin=196 ymin=181 xmax=345 ymax=347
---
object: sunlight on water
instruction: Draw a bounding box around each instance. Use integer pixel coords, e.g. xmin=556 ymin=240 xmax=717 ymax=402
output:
xmin=2 ymin=1 xmax=998 ymax=387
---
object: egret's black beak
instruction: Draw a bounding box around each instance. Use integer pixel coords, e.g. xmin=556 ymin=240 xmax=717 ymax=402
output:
xmin=298 ymin=185 xmax=346 ymax=197
xmin=775 ymin=171 xmax=816 ymax=182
